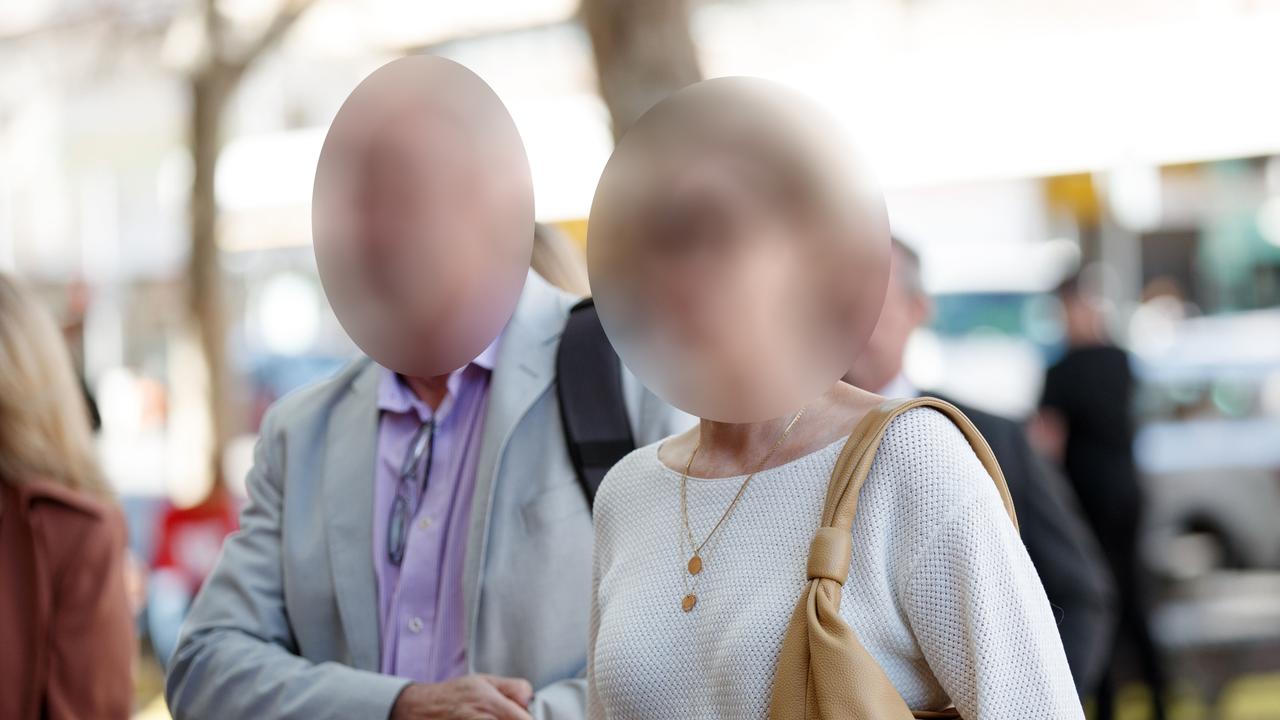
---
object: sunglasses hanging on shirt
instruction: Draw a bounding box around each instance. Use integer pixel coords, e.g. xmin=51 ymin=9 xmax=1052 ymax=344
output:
xmin=387 ymin=419 xmax=435 ymax=567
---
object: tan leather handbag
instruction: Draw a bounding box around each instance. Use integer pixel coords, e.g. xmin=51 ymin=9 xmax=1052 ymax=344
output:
xmin=768 ymin=396 xmax=1020 ymax=720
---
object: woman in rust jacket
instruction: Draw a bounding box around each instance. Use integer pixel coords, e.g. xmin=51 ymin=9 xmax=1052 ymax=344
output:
xmin=0 ymin=273 xmax=133 ymax=719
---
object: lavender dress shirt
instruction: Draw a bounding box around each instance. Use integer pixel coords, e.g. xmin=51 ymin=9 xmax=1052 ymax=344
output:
xmin=372 ymin=338 xmax=498 ymax=683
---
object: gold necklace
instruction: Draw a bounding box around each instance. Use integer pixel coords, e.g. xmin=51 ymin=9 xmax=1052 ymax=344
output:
xmin=679 ymin=405 xmax=808 ymax=612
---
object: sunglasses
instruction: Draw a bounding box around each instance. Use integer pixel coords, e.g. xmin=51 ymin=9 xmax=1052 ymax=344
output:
xmin=387 ymin=419 xmax=435 ymax=567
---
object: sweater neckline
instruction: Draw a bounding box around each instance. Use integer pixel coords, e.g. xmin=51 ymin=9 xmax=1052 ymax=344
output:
xmin=652 ymin=435 xmax=849 ymax=483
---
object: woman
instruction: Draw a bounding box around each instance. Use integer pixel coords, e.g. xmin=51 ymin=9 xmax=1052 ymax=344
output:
xmin=584 ymin=79 xmax=1083 ymax=719
xmin=0 ymin=273 xmax=134 ymax=719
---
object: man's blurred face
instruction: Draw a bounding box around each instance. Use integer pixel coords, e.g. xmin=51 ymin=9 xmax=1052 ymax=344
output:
xmin=1061 ymin=291 xmax=1103 ymax=342
xmin=312 ymin=57 xmax=534 ymax=379
xmin=847 ymin=245 xmax=930 ymax=391
xmin=353 ymin=106 xmax=464 ymax=320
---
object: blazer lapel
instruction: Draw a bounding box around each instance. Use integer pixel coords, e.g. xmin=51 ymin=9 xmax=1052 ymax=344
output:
xmin=462 ymin=271 xmax=575 ymax=660
xmin=322 ymin=361 xmax=383 ymax=672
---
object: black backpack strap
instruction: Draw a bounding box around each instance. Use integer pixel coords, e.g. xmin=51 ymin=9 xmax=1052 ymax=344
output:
xmin=556 ymin=297 xmax=636 ymax=509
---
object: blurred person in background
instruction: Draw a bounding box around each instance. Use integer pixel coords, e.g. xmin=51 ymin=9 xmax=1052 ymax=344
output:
xmin=1036 ymin=272 xmax=1169 ymax=720
xmin=0 ymin=272 xmax=134 ymax=720
xmin=146 ymin=480 xmax=239 ymax=665
xmin=844 ymin=238 xmax=1117 ymax=699
xmin=60 ymin=279 xmax=102 ymax=432
xmin=533 ymin=222 xmax=591 ymax=296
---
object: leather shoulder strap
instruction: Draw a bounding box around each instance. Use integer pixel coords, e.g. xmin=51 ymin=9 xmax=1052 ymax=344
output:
xmin=769 ymin=396 xmax=1016 ymax=720
xmin=824 ymin=396 xmax=1018 ymax=532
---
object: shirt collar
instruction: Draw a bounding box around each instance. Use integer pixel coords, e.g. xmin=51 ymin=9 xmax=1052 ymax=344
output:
xmin=471 ymin=332 xmax=500 ymax=372
xmin=376 ymin=331 xmax=503 ymax=418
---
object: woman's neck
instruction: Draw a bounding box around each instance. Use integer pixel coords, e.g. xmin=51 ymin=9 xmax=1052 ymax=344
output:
xmin=693 ymin=414 xmax=797 ymax=475
xmin=686 ymin=415 xmax=793 ymax=476
xmin=699 ymin=414 xmax=794 ymax=457
xmin=661 ymin=382 xmax=884 ymax=478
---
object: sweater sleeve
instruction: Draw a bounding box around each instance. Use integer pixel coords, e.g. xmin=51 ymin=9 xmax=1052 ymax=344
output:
xmin=586 ymin=540 xmax=606 ymax=720
xmin=899 ymin=443 xmax=1085 ymax=719
xmin=586 ymin=457 xmax=622 ymax=720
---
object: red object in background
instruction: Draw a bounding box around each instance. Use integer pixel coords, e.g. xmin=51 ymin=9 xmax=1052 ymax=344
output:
xmin=151 ymin=485 xmax=239 ymax=594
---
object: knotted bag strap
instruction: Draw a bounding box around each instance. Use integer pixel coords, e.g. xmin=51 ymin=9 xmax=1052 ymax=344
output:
xmin=768 ymin=396 xmax=1019 ymax=720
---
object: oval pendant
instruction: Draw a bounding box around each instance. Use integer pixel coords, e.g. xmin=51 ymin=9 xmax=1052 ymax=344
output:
xmin=687 ymin=554 xmax=703 ymax=575
xmin=681 ymin=593 xmax=698 ymax=612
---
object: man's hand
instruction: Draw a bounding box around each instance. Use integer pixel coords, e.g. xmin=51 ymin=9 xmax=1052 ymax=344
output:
xmin=390 ymin=674 xmax=535 ymax=720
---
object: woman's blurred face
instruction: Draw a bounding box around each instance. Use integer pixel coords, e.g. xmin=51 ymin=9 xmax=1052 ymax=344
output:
xmin=642 ymin=158 xmax=803 ymax=391
xmin=588 ymin=77 xmax=891 ymax=423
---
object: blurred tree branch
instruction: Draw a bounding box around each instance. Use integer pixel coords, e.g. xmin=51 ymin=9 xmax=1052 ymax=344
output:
xmin=188 ymin=0 xmax=314 ymax=487
xmin=580 ymin=0 xmax=702 ymax=141
xmin=1 ymin=0 xmax=314 ymax=492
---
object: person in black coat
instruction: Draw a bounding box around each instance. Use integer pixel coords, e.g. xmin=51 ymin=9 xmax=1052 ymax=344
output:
xmin=1035 ymin=272 xmax=1169 ymax=720
xmin=846 ymin=237 xmax=1116 ymax=697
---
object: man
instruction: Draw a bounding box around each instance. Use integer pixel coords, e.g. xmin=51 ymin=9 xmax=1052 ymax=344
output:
xmin=845 ymin=237 xmax=1117 ymax=697
xmin=166 ymin=272 xmax=683 ymax=720
xmin=1038 ymin=273 xmax=1168 ymax=720
xmin=165 ymin=57 xmax=688 ymax=720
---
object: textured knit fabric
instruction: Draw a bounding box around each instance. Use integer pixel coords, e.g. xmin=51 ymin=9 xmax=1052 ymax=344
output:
xmin=587 ymin=407 xmax=1084 ymax=719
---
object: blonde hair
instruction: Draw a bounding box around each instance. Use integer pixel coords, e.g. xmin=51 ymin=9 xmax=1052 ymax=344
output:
xmin=532 ymin=222 xmax=591 ymax=297
xmin=0 ymin=273 xmax=108 ymax=497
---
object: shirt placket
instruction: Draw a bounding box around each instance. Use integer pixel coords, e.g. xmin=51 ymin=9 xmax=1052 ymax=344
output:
xmin=395 ymin=387 xmax=458 ymax=682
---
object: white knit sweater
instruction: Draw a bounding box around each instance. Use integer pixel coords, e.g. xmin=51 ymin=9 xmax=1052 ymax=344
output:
xmin=586 ymin=407 xmax=1084 ymax=719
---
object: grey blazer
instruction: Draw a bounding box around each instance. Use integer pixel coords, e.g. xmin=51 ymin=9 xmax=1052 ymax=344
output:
xmin=165 ymin=271 xmax=690 ymax=719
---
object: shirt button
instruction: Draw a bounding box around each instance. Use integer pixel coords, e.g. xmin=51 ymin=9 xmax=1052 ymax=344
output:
xmin=408 ymin=617 xmax=424 ymax=633
xmin=417 ymin=516 xmax=433 ymax=530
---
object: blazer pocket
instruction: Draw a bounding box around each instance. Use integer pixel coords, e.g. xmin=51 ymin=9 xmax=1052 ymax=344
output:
xmin=520 ymin=483 xmax=590 ymax=533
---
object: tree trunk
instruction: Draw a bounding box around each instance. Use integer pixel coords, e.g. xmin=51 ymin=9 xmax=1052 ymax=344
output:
xmin=581 ymin=0 xmax=702 ymax=141
xmin=188 ymin=66 xmax=231 ymax=485
xmin=184 ymin=0 xmax=314 ymax=491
